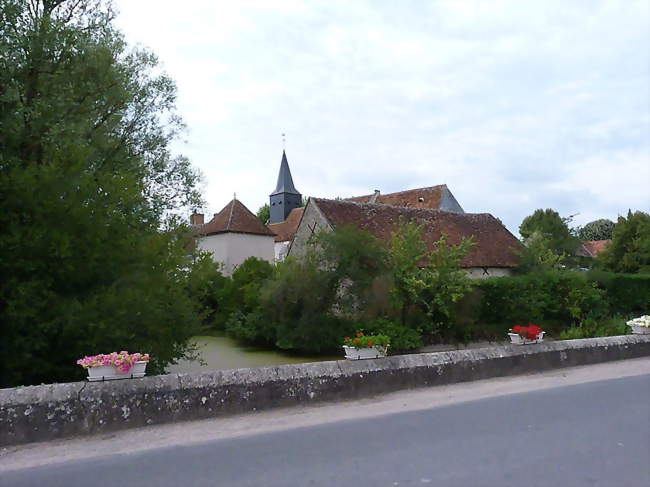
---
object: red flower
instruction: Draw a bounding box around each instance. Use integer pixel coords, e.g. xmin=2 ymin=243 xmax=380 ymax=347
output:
xmin=356 ymin=332 xmax=363 ymax=338
xmin=367 ymin=340 xmax=374 ymax=347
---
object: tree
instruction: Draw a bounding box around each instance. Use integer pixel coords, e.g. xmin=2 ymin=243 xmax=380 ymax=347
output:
xmin=519 ymin=209 xmax=580 ymax=256
xmin=597 ymin=211 xmax=650 ymax=274
xmin=256 ymin=204 xmax=270 ymax=224
xmin=577 ymin=219 xmax=615 ymax=241
xmin=0 ymin=1 xmax=204 ymax=387
xmin=388 ymin=222 xmax=474 ymax=339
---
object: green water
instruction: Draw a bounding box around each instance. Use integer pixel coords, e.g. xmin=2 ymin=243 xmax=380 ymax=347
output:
xmin=166 ymin=335 xmax=339 ymax=373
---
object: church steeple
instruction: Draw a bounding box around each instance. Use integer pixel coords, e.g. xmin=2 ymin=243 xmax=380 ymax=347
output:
xmin=269 ymin=150 xmax=302 ymax=224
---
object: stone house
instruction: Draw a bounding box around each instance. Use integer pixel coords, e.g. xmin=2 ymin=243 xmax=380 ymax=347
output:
xmin=190 ymin=198 xmax=275 ymax=275
xmin=288 ymin=198 xmax=522 ymax=278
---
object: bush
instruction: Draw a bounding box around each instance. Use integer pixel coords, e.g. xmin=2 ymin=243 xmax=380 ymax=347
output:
xmin=559 ymin=316 xmax=629 ymax=340
xmin=586 ymin=271 xmax=650 ymax=314
xmin=363 ymin=318 xmax=423 ymax=353
xmin=475 ymin=271 xmax=608 ymax=333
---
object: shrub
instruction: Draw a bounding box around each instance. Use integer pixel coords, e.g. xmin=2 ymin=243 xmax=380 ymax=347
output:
xmin=559 ymin=317 xmax=629 ymax=340
xmin=363 ymin=318 xmax=423 ymax=353
xmin=586 ymin=271 xmax=650 ymax=314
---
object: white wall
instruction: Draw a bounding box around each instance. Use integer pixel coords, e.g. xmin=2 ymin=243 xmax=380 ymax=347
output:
xmin=198 ymin=233 xmax=275 ymax=275
xmin=464 ymin=267 xmax=513 ymax=279
xmin=274 ymin=241 xmax=291 ymax=262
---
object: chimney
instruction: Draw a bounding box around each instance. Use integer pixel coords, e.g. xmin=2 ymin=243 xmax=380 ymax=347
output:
xmin=190 ymin=212 xmax=204 ymax=225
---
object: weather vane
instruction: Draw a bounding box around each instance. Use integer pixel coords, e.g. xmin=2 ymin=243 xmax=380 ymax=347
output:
xmin=282 ymin=133 xmax=286 ymax=150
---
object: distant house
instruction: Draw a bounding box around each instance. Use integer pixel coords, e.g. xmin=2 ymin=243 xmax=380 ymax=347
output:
xmin=576 ymin=239 xmax=611 ymax=259
xmin=288 ymin=198 xmax=522 ymax=278
xmin=191 ymin=198 xmax=275 ymax=275
xmin=346 ymin=185 xmax=464 ymax=213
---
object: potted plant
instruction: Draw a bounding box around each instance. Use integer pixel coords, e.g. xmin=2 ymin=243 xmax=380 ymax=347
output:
xmin=626 ymin=315 xmax=650 ymax=334
xmin=508 ymin=324 xmax=545 ymax=345
xmin=342 ymin=332 xmax=389 ymax=360
xmin=77 ymin=351 xmax=150 ymax=381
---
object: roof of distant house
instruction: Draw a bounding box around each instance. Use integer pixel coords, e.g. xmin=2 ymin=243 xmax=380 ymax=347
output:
xmin=577 ymin=239 xmax=612 ymax=258
xmin=310 ymin=198 xmax=522 ymax=268
xmin=346 ymin=185 xmax=464 ymax=213
xmin=267 ymin=207 xmax=304 ymax=242
xmin=197 ymin=198 xmax=275 ymax=237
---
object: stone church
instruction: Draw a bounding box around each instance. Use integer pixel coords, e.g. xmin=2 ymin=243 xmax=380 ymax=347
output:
xmin=191 ymin=151 xmax=522 ymax=277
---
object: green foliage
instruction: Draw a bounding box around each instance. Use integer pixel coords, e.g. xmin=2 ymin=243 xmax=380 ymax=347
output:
xmin=586 ymin=271 xmax=650 ymax=314
xmin=343 ymin=332 xmax=390 ymax=348
xmin=388 ymin=222 xmax=474 ymax=339
xmin=519 ymin=209 xmax=580 ymax=256
xmin=515 ymin=232 xmax=566 ymax=274
xmin=475 ymin=271 xmax=608 ymax=333
xmin=577 ymin=219 xmax=615 ymax=241
xmin=597 ymin=211 xmax=650 ymax=274
xmin=363 ymin=318 xmax=423 ymax=353
xmin=0 ymin=1 xmax=203 ymax=387
xmin=313 ymin=226 xmax=388 ymax=315
xmin=256 ymin=204 xmax=270 ymax=224
xmin=185 ymin=254 xmax=229 ymax=328
xmin=559 ymin=317 xmax=629 ymax=340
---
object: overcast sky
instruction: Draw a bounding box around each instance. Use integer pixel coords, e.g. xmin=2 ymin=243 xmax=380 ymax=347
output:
xmin=114 ymin=0 xmax=649 ymax=236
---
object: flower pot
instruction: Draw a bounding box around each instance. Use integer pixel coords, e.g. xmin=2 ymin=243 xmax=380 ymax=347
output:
xmin=342 ymin=345 xmax=388 ymax=360
xmin=628 ymin=325 xmax=650 ymax=335
xmin=508 ymin=331 xmax=545 ymax=345
xmin=86 ymin=361 xmax=148 ymax=381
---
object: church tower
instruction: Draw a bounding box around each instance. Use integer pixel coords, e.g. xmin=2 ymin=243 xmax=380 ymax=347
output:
xmin=269 ymin=150 xmax=302 ymax=224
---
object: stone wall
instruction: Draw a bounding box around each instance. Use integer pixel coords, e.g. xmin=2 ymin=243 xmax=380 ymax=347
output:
xmin=1 ymin=335 xmax=649 ymax=447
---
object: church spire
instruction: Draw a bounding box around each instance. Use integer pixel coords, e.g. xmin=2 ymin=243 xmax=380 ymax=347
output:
xmin=269 ymin=150 xmax=302 ymax=224
xmin=271 ymin=150 xmax=300 ymax=196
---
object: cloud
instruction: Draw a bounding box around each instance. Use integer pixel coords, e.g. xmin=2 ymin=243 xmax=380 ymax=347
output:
xmin=114 ymin=0 xmax=649 ymax=234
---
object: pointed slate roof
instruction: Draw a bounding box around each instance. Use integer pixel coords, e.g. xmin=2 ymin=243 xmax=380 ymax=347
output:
xmin=270 ymin=150 xmax=300 ymax=196
xmin=198 ymin=198 xmax=275 ymax=237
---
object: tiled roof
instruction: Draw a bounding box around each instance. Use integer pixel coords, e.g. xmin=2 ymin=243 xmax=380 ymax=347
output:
xmin=577 ymin=239 xmax=611 ymax=258
xmin=198 ymin=199 xmax=275 ymax=237
xmin=312 ymin=198 xmax=522 ymax=268
xmin=347 ymin=185 xmax=450 ymax=210
xmin=268 ymin=207 xmax=304 ymax=242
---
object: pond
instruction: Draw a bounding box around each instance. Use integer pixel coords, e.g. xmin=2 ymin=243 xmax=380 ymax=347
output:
xmin=166 ymin=335 xmax=339 ymax=374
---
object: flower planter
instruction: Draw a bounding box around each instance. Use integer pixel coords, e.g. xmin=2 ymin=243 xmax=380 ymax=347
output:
xmin=628 ymin=325 xmax=650 ymax=335
xmin=342 ymin=345 xmax=388 ymax=360
xmin=508 ymin=332 xmax=545 ymax=345
xmin=86 ymin=361 xmax=148 ymax=381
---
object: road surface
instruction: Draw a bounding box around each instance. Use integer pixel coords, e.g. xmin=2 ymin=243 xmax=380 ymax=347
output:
xmin=1 ymin=359 xmax=649 ymax=487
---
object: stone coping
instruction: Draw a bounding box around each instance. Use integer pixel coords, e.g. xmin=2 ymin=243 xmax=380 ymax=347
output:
xmin=1 ymin=335 xmax=649 ymax=447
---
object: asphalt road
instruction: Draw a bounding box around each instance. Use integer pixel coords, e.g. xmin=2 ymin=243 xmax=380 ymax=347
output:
xmin=2 ymin=373 xmax=649 ymax=487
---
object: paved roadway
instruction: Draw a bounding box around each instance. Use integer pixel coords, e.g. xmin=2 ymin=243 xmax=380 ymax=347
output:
xmin=1 ymin=366 xmax=649 ymax=487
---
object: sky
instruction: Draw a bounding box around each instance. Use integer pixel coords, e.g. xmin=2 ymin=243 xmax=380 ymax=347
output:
xmin=114 ymin=0 xmax=649 ymax=236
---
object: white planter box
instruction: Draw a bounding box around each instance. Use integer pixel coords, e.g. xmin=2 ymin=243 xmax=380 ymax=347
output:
xmin=86 ymin=361 xmax=148 ymax=381
xmin=508 ymin=332 xmax=545 ymax=345
xmin=628 ymin=325 xmax=650 ymax=335
xmin=342 ymin=345 xmax=388 ymax=360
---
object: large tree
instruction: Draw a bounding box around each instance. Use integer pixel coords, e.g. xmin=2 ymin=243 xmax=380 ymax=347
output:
xmin=597 ymin=211 xmax=650 ymax=274
xmin=0 ymin=1 xmax=205 ymax=387
xmin=577 ymin=219 xmax=615 ymax=241
xmin=519 ymin=208 xmax=580 ymax=256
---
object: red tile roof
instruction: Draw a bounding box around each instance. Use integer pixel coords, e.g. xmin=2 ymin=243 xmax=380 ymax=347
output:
xmin=198 ymin=199 xmax=275 ymax=237
xmin=312 ymin=198 xmax=522 ymax=268
xmin=347 ymin=185 xmax=447 ymax=209
xmin=578 ymin=239 xmax=611 ymax=258
xmin=267 ymin=207 xmax=304 ymax=242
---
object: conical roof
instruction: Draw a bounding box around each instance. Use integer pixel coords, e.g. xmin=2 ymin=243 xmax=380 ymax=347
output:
xmin=270 ymin=150 xmax=300 ymax=196
xmin=199 ymin=198 xmax=274 ymax=236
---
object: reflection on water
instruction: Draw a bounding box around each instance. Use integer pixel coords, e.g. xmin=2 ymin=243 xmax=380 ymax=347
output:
xmin=166 ymin=335 xmax=339 ymax=373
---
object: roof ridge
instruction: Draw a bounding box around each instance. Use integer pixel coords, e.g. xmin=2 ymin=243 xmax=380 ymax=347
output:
xmin=226 ymin=199 xmax=236 ymax=230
